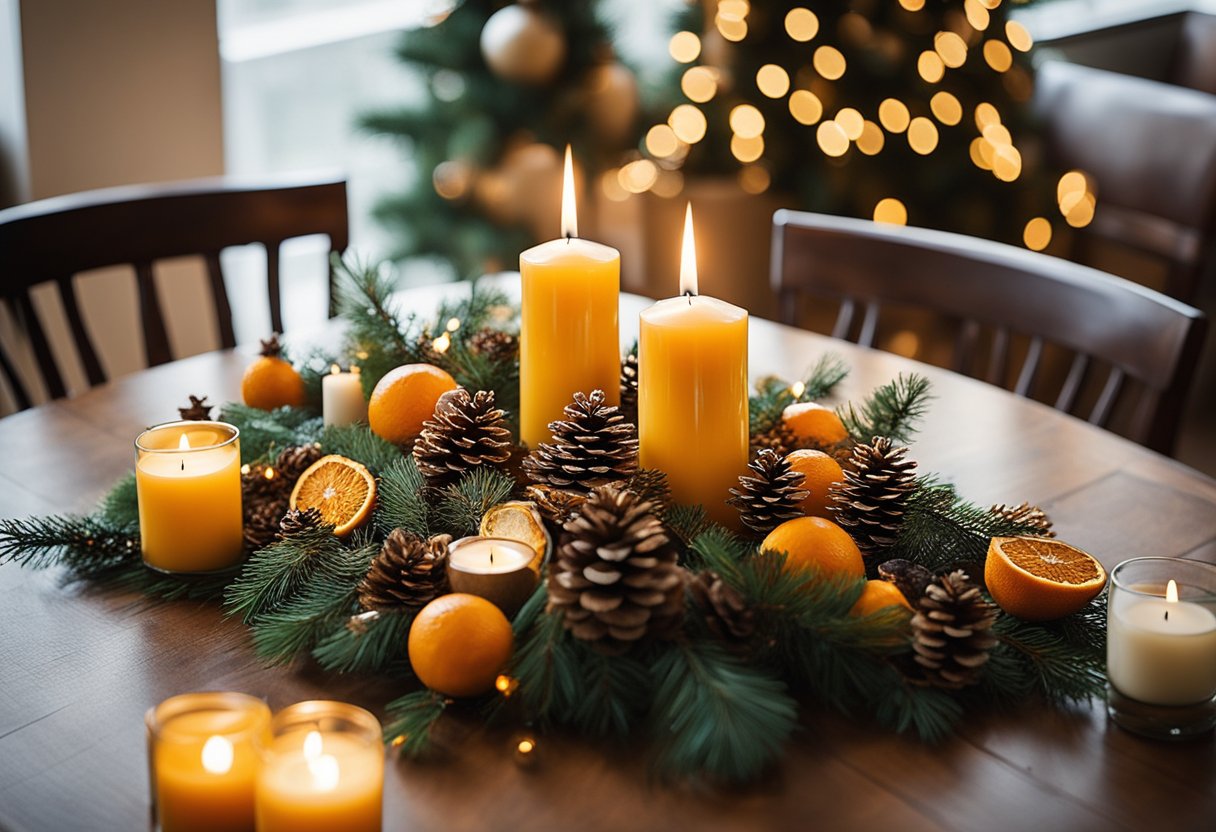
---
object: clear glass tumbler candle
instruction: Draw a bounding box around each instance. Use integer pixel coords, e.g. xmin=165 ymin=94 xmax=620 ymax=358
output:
xmin=146 ymin=692 xmax=271 ymax=832
xmin=255 ymin=700 xmax=385 ymax=832
xmin=135 ymin=420 xmax=243 ymax=573
xmin=1106 ymin=557 xmax=1216 ymax=740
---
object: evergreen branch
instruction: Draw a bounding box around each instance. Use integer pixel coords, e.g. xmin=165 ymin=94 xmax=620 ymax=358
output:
xmin=312 ymin=609 xmax=415 ymax=675
xmin=375 ymin=456 xmax=431 ymax=538
xmin=511 ymin=608 xmax=584 ymax=727
xmin=432 ymin=467 xmax=516 ymax=537
xmin=320 ymin=424 xmax=403 ymax=473
xmin=663 ymin=504 xmax=710 ymax=550
xmin=986 ymin=607 xmax=1106 ymax=705
xmin=748 ymin=353 xmax=849 ymax=435
xmin=837 ymin=373 xmax=932 ymax=444
xmin=333 ymin=254 xmax=415 ymax=362
xmin=649 ymin=640 xmax=797 ymax=783
xmin=223 ymin=526 xmax=345 ymax=623
xmin=567 ymin=648 xmax=650 ymax=739
xmin=98 ymin=473 xmax=139 ymax=528
xmin=219 ymin=403 xmax=323 ymax=463
xmin=871 ymin=676 xmax=963 ymax=741
xmin=382 ymin=690 xmax=449 ymax=759
xmin=0 ymin=513 xmax=138 ymax=571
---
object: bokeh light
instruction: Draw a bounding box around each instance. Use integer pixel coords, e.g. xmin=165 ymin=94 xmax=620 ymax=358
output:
xmin=835 ymin=108 xmax=864 ymax=140
xmin=983 ymin=40 xmax=1013 ymax=72
xmin=930 ymin=91 xmax=962 ymax=125
xmin=652 ymin=169 xmax=684 ymax=198
xmin=1023 ymin=217 xmax=1052 ymax=250
xmin=969 ymin=137 xmax=992 ymax=170
xmin=964 ymin=0 xmax=991 ymax=30
xmin=789 ymin=90 xmax=824 ymax=125
xmin=645 ymin=124 xmax=679 ymax=158
xmin=600 ymin=169 xmax=629 ymax=202
xmin=784 ymin=8 xmax=819 ymax=42
xmin=934 ymin=32 xmax=968 ymax=68
xmin=857 ymin=121 xmax=885 ymax=155
xmin=873 ymin=198 xmax=908 ymax=225
xmin=918 ymin=51 xmax=945 ymax=83
xmin=879 ymin=99 xmax=911 ymax=133
xmin=717 ymin=14 xmax=747 ymax=42
xmin=756 ymin=64 xmax=791 ymax=98
xmin=974 ymin=102 xmax=1001 ymax=130
xmin=907 ymin=118 xmax=939 ymax=154
xmin=982 ymin=123 xmax=1012 ymax=146
xmin=681 ymin=66 xmax=718 ymax=103
xmin=730 ymin=104 xmax=765 ymax=139
xmin=1006 ymin=21 xmax=1033 ymax=52
xmin=1057 ymin=170 xmax=1088 ymax=204
xmin=619 ymin=159 xmax=658 ymax=194
xmin=739 ymin=165 xmax=771 ymax=194
xmin=731 ymin=133 xmax=764 ymax=163
xmin=669 ymin=31 xmax=701 ymax=63
xmin=991 ymin=144 xmax=1022 ymax=181
xmin=1065 ymin=193 xmax=1096 ymax=227
xmin=816 ymin=121 xmax=850 ymax=157
xmin=814 ymin=46 xmax=847 ymax=80
xmin=899 ymin=0 xmax=925 ymax=10
xmin=669 ymin=105 xmax=708 ymax=143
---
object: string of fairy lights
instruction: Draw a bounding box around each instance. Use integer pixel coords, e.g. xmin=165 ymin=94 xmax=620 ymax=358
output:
xmin=599 ymin=0 xmax=1097 ymax=253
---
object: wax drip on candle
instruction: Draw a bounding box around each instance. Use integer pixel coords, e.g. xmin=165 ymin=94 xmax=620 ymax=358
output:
xmin=680 ymin=201 xmax=697 ymax=303
xmin=561 ymin=144 xmax=577 ymax=241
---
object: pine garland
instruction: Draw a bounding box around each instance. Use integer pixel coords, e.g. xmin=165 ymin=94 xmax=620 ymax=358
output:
xmin=750 ymin=353 xmax=850 ymax=435
xmin=382 ymin=690 xmax=450 ymax=759
xmin=837 ymin=373 xmax=933 ymax=445
xmin=312 ymin=610 xmax=415 ymax=675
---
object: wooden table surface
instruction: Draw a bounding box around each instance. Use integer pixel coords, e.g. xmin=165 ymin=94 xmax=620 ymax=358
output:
xmin=1 ymin=284 xmax=1214 ymax=832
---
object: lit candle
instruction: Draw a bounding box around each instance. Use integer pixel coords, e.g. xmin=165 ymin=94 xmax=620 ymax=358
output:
xmin=638 ymin=203 xmax=749 ymax=526
xmin=135 ymin=421 xmax=244 ymax=573
xmin=519 ymin=145 xmax=621 ymax=448
xmin=322 ymin=364 xmax=366 ymax=427
xmin=146 ymin=692 xmax=271 ymax=832
xmin=447 ymin=536 xmax=540 ymax=616
xmin=255 ymin=701 xmax=384 ymax=832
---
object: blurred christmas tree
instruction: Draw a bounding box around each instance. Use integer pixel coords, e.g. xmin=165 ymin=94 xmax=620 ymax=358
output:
xmin=643 ymin=0 xmax=1091 ymax=251
xmin=363 ymin=0 xmax=640 ymax=278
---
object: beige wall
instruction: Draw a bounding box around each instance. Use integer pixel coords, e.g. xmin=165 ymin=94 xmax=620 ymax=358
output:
xmin=1 ymin=0 xmax=224 ymax=412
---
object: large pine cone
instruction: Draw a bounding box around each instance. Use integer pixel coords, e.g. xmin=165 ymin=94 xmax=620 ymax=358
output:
xmin=750 ymin=421 xmax=799 ymax=457
xmin=522 ymin=390 xmax=638 ymax=493
xmin=624 ymin=468 xmax=671 ymax=515
xmin=829 ymin=437 xmax=917 ymax=557
xmin=279 ymin=506 xmax=325 ymax=538
xmin=526 ymin=484 xmax=586 ymax=527
xmin=244 ymin=496 xmax=287 ymax=551
xmin=358 ymin=530 xmax=452 ymax=612
xmin=989 ymin=502 xmax=1056 ymax=538
xmin=413 ymin=388 xmax=513 ymax=488
xmin=275 ymin=443 xmax=324 ymax=486
xmin=911 ymin=570 xmax=998 ymax=690
xmin=547 ymin=486 xmax=684 ymax=654
xmin=688 ymin=570 xmax=755 ymax=641
xmin=728 ymin=449 xmax=809 ymax=535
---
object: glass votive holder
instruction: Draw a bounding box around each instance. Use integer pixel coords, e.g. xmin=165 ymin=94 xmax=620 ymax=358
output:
xmin=1106 ymin=557 xmax=1216 ymax=740
xmin=135 ymin=420 xmax=243 ymax=573
xmin=255 ymin=700 xmax=385 ymax=832
xmin=146 ymin=692 xmax=271 ymax=832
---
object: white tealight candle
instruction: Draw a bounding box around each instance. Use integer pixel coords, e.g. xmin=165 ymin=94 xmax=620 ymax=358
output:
xmin=322 ymin=365 xmax=366 ymax=427
xmin=1108 ymin=579 xmax=1216 ymax=706
xmin=447 ymin=537 xmax=540 ymax=616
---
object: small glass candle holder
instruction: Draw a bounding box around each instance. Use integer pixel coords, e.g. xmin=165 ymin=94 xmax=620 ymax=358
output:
xmin=1106 ymin=557 xmax=1216 ymax=740
xmin=255 ymin=700 xmax=384 ymax=832
xmin=448 ymin=536 xmax=541 ymax=617
xmin=146 ymin=691 xmax=271 ymax=832
xmin=135 ymin=420 xmax=243 ymax=574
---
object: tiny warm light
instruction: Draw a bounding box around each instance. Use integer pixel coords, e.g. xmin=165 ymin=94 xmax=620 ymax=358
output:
xmin=964 ymin=0 xmax=991 ymax=31
xmin=241 ymin=464 xmax=251 ymax=475
xmin=1023 ymin=217 xmax=1052 ymax=250
xmin=514 ymin=735 xmax=538 ymax=766
xmin=432 ymin=160 xmax=470 ymax=200
xmin=816 ymin=120 xmax=850 ymax=157
xmin=974 ymin=102 xmax=1001 ymax=130
xmin=784 ymin=7 xmax=819 ymax=42
xmin=432 ymin=331 xmax=451 ymax=354
xmin=907 ymin=117 xmax=939 ymax=154
xmin=835 ymin=108 xmax=864 ymax=140
xmin=600 ymin=169 xmax=629 ymax=202
xmin=813 ymin=46 xmax=847 ymax=80
xmin=930 ymin=91 xmax=962 ymax=125
xmin=934 ymin=31 xmax=968 ymax=68
xmin=978 ymin=0 xmax=1002 ymax=10
xmin=264 ymin=467 xmax=276 ymax=481
xmin=718 ymin=0 xmax=749 ymax=22
xmin=983 ymin=40 xmax=1013 ymax=72
xmin=1006 ymin=21 xmax=1033 ymax=52
xmin=991 ymin=144 xmax=1022 ymax=181
xmin=982 ymin=122 xmax=1012 ymax=146
xmin=681 ymin=66 xmax=718 ymax=103
xmin=446 ymin=317 xmax=460 ymax=332
xmin=756 ymin=64 xmax=791 ymax=98
xmin=620 ymin=159 xmax=658 ymax=194
xmin=730 ymin=133 xmax=764 ymax=163
xmin=789 ymin=89 xmax=824 ymax=125
xmin=652 ymin=169 xmax=685 ymax=198
xmin=899 ymin=0 xmax=925 ymax=10
xmin=646 ymin=124 xmax=680 ymax=158
xmin=355 ymin=350 xmax=369 ymax=360
xmin=856 ymin=120 xmax=885 ymax=155
xmin=716 ymin=14 xmax=747 ymax=42
xmin=879 ymin=98 xmax=910 ymax=133
xmin=790 ymin=380 xmax=806 ymax=398
xmin=738 ymin=165 xmax=770 ymax=194
xmin=561 ymin=144 xmax=577 ymax=238
xmin=887 ymin=330 xmax=920 ymax=358
xmin=201 ymin=735 xmax=235 ymax=775
xmin=390 ymin=735 xmax=406 ymax=749
xmin=1167 ymin=579 xmax=1179 ymax=604
xmin=730 ymin=104 xmax=765 ymax=139
xmin=873 ymin=198 xmax=908 ymax=225
xmin=330 ymin=363 xmax=341 ymax=375
xmin=970 ymin=137 xmax=992 ymax=169
xmin=918 ymin=51 xmax=945 ymax=83
xmin=669 ymin=105 xmax=708 ymax=144
xmin=1064 ymin=192 xmax=1096 ymax=228
xmin=495 ymin=674 xmax=518 ymax=696
xmin=669 ymin=31 xmax=701 ymax=63
xmin=178 ymin=434 xmax=191 ymax=451
xmin=1057 ymin=170 xmax=1088 ymax=204
xmin=679 ymin=202 xmax=697 ymax=297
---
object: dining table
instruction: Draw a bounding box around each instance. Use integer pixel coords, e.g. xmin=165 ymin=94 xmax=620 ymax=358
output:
xmin=0 ymin=280 xmax=1213 ymax=832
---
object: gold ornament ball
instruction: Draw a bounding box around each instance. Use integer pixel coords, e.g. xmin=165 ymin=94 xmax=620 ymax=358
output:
xmin=583 ymin=62 xmax=639 ymax=144
xmin=480 ymin=5 xmax=566 ymax=85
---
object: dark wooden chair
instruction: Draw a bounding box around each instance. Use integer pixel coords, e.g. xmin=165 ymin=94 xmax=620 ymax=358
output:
xmin=0 ymin=174 xmax=348 ymax=410
xmin=1034 ymin=60 xmax=1216 ymax=302
xmin=771 ymin=210 xmax=1207 ymax=456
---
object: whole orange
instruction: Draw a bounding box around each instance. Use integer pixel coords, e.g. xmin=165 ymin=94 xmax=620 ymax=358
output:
xmin=849 ymin=580 xmax=913 ymax=617
xmin=782 ymin=401 xmax=849 ymax=447
xmin=367 ymin=364 xmax=458 ymax=446
xmin=761 ymin=516 xmax=864 ymax=580
xmin=786 ymin=449 xmax=845 ymax=518
xmin=241 ymin=336 xmax=304 ymax=410
xmin=408 ymin=593 xmax=514 ymax=697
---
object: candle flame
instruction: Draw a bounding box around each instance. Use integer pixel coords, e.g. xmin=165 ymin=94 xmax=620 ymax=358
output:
xmin=303 ymin=730 xmax=323 ymax=760
xmin=330 ymin=364 xmax=341 ymax=375
xmin=308 ymin=754 xmax=340 ymax=792
xmin=679 ymin=202 xmax=698 ymax=297
xmin=1166 ymin=579 xmax=1178 ymax=603
xmin=561 ymin=144 xmax=577 ymax=239
xmin=201 ymin=735 xmax=234 ymax=775
xmin=178 ymin=434 xmax=191 ymax=450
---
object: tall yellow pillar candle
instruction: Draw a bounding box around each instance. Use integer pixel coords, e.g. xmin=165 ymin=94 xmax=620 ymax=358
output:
xmin=136 ymin=421 xmax=244 ymax=573
xmin=519 ymin=145 xmax=620 ymax=448
xmin=146 ymin=692 xmax=271 ymax=832
xmin=639 ymin=204 xmax=748 ymax=527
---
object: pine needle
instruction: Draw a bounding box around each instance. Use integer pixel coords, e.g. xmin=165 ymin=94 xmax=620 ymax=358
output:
xmin=837 ymin=372 xmax=932 ymax=444
xmin=219 ymin=403 xmax=323 ymax=463
xmin=382 ymin=690 xmax=449 ymax=759
xmin=432 ymin=467 xmax=516 ymax=537
xmin=312 ymin=609 xmax=415 ymax=675
xmin=223 ymin=526 xmax=346 ymax=623
xmin=749 ymin=353 xmax=850 ymax=435
xmin=320 ymin=424 xmax=402 ymax=473
xmin=375 ymin=456 xmax=431 ymax=538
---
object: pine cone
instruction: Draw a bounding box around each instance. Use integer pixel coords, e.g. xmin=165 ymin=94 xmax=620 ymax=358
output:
xmin=548 ymin=486 xmax=684 ymax=654
xmin=877 ymin=559 xmax=935 ymax=605
xmin=414 ymin=388 xmax=513 ymax=488
xmin=688 ymin=570 xmax=755 ymax=641
xmin=522 ymin=390 xmax=638 ymax=493
xmin=259 ymin=333 xmax=286 ymax=359
xmin=624 ymin=468 xmax=671 ymax=515
xmin=469 ymin=328 xmax=518 ymax=363
xmin=178 ymin=395 xmax=214 ymax=421
xmin=828 ymin=437 xmax=917 ymax=557
xmin=526 ymin=485 xmax=586 ymax=527
xmin=619 ymin=351 xmax=639 ymax=424
xmin=275 ymin=444 xmax=324 ymax=486
xmin=989 ymin=502 xmax=1056 ymax=538
xmin=358 ymin=530 xmax=452 ymax=612
xmin=750 ymin=421 xmax=799 ymax=457
xmin=241 ymin=460 xmax=291 ymax=505
xmin=279 ymin=506 xmax=325 ymax=538
xmin=911 ymin=570 xmax=998 ymax=690
xmin=244 ymin=496 xmax=287 ymax=551
xmin=728 ymin=449 xmax=809 ymax=535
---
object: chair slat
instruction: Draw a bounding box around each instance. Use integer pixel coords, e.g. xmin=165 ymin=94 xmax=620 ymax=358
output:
xmin=0 ymin=321 xmax=33 ymax=410
xmin=1054 ymin=353 xmax=1090 ymax=412
xmin=986 ymin=327 xmax=1009 ymax=385
xmin=267 ymin=242 xmax=283 ymax=335
xmin=1089 ymin=367 xmax=1125 ymax=426
xmin=15 ymin=293 xmax=66 ymax=399
xmin=858 ymin=302 xmax=880 ymax=347
xmin=55 ymin=278 xmax=106 ymax=386
xmin=134 ymin=262 xmax=172 ymax=367
xmin=831 ymin=298 xmax=856 ymax=341
xmin=778 ymin=289 xmax=798 ymax=326
xmin=204 ymin=252 xmax=237 ymax=350
xmin=953 ymin=320 xmax=980 ymax=375
xmin=1014 ymin=336 xmax=1044 ymax=397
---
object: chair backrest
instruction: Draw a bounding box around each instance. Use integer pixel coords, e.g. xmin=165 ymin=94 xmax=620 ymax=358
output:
xmin=0 ymin=174 xmax=348 ymax=409
xmin=1034 ymin=60 xmax=1216 ymax=301
xmin=771 ymin=210 xmax=1207 ymax=456
xmin=1171 ymin=12 xmax=1216 ymax=95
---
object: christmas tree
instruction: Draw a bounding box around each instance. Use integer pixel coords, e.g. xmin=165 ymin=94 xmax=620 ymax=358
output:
xmin=362 ymin=1 xmax=639 ymax=278
xmin=642 ymin=0 xmax=1090 ymax=251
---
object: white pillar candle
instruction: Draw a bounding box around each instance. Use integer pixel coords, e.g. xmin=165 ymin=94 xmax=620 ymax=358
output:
xmin=322 ymin=365 xmax=366 ymax=427
xmin=1108 ymin=579 xmax=1216 ymax=706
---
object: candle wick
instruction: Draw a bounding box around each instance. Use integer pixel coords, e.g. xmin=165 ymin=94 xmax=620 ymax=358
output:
xmin=490 ymin=551 xmax=494 ymax=565
xmin=684 ymin=289 xmax=694 ymax=305
xmin=1165 ymin=609 xmax=1169 ymax=622
xmin=180 ymin=460 xmax=185 ymax=472
xmin=565 ymin=232 xmax=574 ymax=244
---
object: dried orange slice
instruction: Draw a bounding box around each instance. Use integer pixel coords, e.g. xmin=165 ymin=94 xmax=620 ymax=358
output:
xmin=288 ymin=454 xmax=376 ymax=537
xmin=480 ymin=501 xmax=549 ymax=572
xmin=985 ymin=536 xmax=1107 ymax=621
